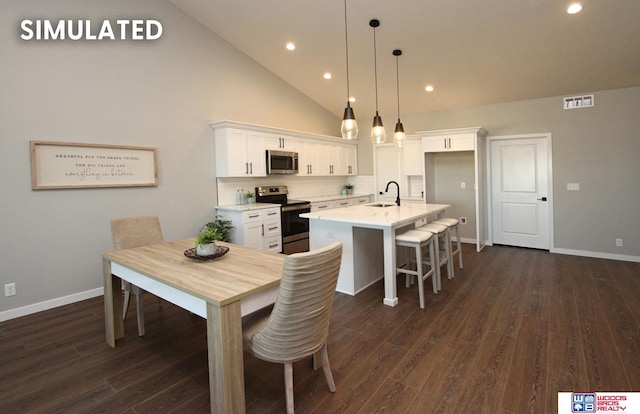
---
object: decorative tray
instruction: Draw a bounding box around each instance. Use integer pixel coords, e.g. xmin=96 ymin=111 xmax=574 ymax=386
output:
xmin=184 ymin=246 xmax=229 ymax=261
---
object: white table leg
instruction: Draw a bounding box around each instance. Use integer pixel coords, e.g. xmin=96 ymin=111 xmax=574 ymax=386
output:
xmin=382 ymin=227 xmax=398 ymax=307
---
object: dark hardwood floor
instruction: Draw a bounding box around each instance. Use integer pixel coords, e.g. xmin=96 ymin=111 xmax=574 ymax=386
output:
xmin=1 ymin=245 xmax=639 ymax=413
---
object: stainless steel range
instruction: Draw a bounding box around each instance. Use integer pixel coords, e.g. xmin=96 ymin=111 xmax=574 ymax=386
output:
xmin=255 ymin=185 xmax=310 ymax=254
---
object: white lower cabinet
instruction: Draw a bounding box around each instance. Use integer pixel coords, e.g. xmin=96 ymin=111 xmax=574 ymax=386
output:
xmin=311 ymin=195 xmax=370 ymax=212
xmin=217 ymin=206 xmax=282 ymax=253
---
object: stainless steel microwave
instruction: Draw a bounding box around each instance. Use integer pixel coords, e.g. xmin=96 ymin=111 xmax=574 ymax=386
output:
xmin=266 ymin=150 xmax=298 ymax=175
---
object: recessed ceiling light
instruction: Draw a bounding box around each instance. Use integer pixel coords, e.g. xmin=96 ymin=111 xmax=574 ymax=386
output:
xmin=286 ymin=42 xmax=295 ymax=51
xmin=323 ymin=72 xmax=332 ymax=80
xmin=567 ymin=3 xmax=582 ymax=14
xmin=425 ymin=85 xmax=434 ymax=92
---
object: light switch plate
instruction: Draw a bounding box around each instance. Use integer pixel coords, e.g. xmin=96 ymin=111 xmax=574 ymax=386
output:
xmin=567 ymin=183 xmax=580 ymax=191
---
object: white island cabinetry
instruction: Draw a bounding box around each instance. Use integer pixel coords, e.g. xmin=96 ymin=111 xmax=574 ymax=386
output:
xmin=302 ymin=202 xmax=449 ymax=306
xmin=216 ymin=204 xmax=282 ymax=253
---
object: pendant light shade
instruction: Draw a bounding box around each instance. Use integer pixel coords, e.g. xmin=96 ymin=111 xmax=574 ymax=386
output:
xmin=393 ymin=49 xmax=406 ymax=148
xmin=340 ymin=0 xmax=358 ymax=140
xmin=369 ymin=19 xmax=386 ymax=144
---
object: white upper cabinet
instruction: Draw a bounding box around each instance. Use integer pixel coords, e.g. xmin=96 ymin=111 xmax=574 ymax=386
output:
xmin=345 ymin=145 xmax=357 ymax=175
xmin=210 ymin=121 xmax=357 ymax=177
xmin=265 ymin=133 xmax=297 ymax=151
xmin=423 ymin=132 xmax=475 ymax=152
xmin=214 ymin=128 xmax=266 ymax=177
xmin=402 ymin=135 xmax=423 ymax=176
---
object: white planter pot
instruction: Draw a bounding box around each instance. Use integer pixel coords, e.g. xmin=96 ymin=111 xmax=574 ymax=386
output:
xmin=196 ymin=243 xmax=216 ymax=256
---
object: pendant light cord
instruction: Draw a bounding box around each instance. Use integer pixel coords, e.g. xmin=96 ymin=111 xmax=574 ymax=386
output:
xmin=373 ymin=25 xmax=379 ymax=112
xmin=395 ymin=55 xmax=400 ymax=119
xmin=344 ymin=0 xmax=350 ymax=102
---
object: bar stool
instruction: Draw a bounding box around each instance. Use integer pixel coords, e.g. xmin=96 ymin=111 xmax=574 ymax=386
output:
xmin=395 ymin=230 xmax=438 ymax=309
xmin=416 ymin=223 xmax=452 ymax=285
xmin=431 ymin=218 xmax=463 ymax=271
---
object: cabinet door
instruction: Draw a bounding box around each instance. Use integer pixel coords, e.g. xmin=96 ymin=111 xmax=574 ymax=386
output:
xmin=423 ymin=136 xmax=448 ymax=152
xmin=265 ymin=133 xmax=296 ymax=150
xmin=448 ymin=133 xmax=475 ymax=151
xmin=300 ymin=139 xmax=324 ymax=175
xmin=329 ymin=145 xmax=348 ymax=175
xmin=214 ymin=128 xmax=266 ymax=177
xmin=345 ymin=145 xmax=358 ymax=175
xmin=246 ymin=131 xmax=266 ymax=176
xmin=316 ymin=142 xmax=332 ymax=175
xmin=243 ymin=221 xmax=264 ymax=250
xmin=423 ymin=133 xmax=475 ymax=152
xmin=403 ymin=138 xmax=423 ymax=175
xmin=216 ymin=129 xmax=249 ymax=177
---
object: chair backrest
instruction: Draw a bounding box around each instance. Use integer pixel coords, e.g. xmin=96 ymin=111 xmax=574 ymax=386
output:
xmin=110 ymin=215 xmax=164 ymax=250
xmin=249 ymin=242 xmax=343 ymax=364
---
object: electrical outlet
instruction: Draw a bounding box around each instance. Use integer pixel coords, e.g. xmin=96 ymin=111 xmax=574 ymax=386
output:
xmin=460 ymin=217 xmax=467 ymax=225
xmin=567 ymin=183 xmax=580 ymax=191
xmin=616 ymin=238 xmax=623 ymax=247
xmin=4 ymin=283 xmax=16 ymax=297
xmin=460 ymin=182 xmax=466 ymax=189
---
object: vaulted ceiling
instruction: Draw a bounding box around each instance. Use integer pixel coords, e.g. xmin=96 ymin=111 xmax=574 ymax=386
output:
xmin=169 ymin=0 xmax=640 ymax=120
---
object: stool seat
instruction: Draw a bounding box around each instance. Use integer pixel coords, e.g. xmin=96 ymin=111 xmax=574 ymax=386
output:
xmin=396 ymin=230 xmax=434 ymax=243
xmin=395 ymin=229 xmax=438 ymax=309
xmin=431 ymin=218 xmax=459 ymax=227
xmin=416 ymin=223 xmax=452 ymax=285
xmin=431 ymin=217 xmax=463 ymax=271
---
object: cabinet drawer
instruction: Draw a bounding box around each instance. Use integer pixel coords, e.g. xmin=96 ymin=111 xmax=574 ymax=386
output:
xmin=311 ymin=202 xmax=334 ymax=211
xmin=352 ymin=196 xmax=370 ymax=205
xmin=335 ymin=200 xmax=352 ymax=208
xmin=263 ymin=236 xmax=282 ymax=252
xmin=242 ymin=207 xmax=280 ymax=224
xmin=263 ymin=219 xmax=282 ymax=237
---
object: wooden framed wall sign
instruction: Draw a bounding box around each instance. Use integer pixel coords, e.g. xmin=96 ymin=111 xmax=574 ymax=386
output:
xmin=30 ymin=141 xmax=158 ymax=189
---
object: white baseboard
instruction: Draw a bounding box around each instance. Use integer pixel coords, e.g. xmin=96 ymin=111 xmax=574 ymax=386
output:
xmin=0 ymin=287 xmax=104 ymax=322
xmin=551 ymin=248 xmax=640 ymax=263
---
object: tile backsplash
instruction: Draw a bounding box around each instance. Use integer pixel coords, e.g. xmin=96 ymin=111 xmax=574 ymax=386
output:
xmin=216 ymin=175 xmax=375 ymax=206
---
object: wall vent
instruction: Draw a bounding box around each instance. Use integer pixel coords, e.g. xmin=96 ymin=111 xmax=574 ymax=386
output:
xmin=563 ymin=94 xmax=594 ymax=109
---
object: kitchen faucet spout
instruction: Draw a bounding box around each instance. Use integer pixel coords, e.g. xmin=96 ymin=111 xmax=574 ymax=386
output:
xmin=384 ymin=180 xmax=401 ymax=206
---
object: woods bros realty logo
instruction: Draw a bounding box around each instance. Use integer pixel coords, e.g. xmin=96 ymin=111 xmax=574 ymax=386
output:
xmin=558 ymin=392 xmax=640 ymax=413
xmin=20 ymin=19 xmax=162 ymax=41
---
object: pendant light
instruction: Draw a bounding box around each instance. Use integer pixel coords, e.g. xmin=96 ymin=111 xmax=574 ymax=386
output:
xmin=340 ymin=0 xmax=358 ymax=140
xmin=369 ymin=19 xmax=386 ymax=144
xmin=392 ymin=49 xmax=406 ymax=148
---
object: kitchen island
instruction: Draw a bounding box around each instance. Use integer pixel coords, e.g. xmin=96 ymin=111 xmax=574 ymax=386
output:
xmin=301 ymin=203 xmax=449 ymax=307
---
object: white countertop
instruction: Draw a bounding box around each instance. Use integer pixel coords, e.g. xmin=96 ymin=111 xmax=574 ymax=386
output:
xmin=301 ymin=203 xmax=450 ymax=227
xmin=215 ymin=202 xmax=280 ymax=212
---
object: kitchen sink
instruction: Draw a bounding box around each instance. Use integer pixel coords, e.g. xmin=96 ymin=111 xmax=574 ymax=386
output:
xmin=365 ymin=202 xmax=397 ymax=208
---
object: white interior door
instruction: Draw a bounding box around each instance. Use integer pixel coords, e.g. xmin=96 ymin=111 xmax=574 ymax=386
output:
xmin=374 ymin=145 xmax=405 ymax=204
xmin=490 ymin=136 xmax=551 ymax=249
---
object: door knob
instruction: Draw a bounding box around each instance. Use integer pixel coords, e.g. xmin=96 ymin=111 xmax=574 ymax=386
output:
xmin=537 ymin=197 xmax=547 ymax=201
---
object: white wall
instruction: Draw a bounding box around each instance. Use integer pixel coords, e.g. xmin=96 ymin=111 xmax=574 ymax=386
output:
xmin=0 ymin=0 xmax=339 ymax=319
xmin=399 ymin=87 xmax=640 ymax=259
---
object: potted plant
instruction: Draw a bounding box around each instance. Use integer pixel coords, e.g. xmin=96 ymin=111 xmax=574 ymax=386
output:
xmin=245 ymin=191 xmax=255 ymax=204
xmin=344 ymin=183 xmax=353 ymax=195
xmin=195 ymin=226 xmax=221 ymax=256
xmin=201 ymin=216 xmax=233 ymax=243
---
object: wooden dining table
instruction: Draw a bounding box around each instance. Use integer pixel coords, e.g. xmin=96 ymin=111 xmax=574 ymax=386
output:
xmin=103 ymin=238 xmax=286 ymax=414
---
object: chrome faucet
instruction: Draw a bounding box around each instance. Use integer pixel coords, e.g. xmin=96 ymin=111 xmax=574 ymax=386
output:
xmin=384 ymin=180 xmax=400 ymax=206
